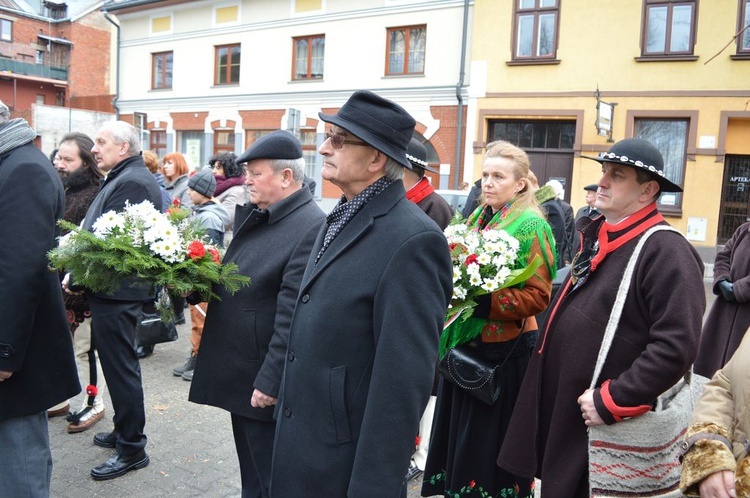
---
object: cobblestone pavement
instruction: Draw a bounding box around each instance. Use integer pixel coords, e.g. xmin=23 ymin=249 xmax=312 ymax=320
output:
xmin=47 ymin=319 xmax=423 ymax=498
xmin=48 ymin=280 xmax=715 ymax=497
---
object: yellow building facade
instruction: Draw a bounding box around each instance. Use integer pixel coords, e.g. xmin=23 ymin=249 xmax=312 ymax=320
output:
xmin=468 ymin=0 xmax=750 ymax=253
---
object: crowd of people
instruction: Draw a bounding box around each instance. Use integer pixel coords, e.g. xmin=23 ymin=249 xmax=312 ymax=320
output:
xmin=1 ymin=91 xmax=748 ymax=498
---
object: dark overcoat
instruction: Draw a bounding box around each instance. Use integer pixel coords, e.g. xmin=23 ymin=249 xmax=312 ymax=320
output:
xmin=498 ymin=209 xmax=706 ymax=497
xmin=269 ymin=181 xmax=453 ymax=498
xmin=0 ymin=143 xmax=79 ymax=421
xmin=80 ymin=155 xmax=163 ymax=301
xmin=415 ymin=191 xmax=454 ymax=230
xmin=695 ymin=221 xmax=750 ymax=377
xmin=189 ymin=187 xmax=325 ymax=420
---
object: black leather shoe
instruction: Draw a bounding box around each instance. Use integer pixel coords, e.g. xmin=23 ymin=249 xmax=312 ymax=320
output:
xmin=93 ymin=431 xmax=117 ymax=449
xmin=91 ymin=450 xmax=149 ymax=481
xmin=136 ymin=344 xmax=154 ymax=359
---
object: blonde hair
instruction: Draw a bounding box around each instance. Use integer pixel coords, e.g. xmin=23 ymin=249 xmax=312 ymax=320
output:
xmin=484 ymin=140 xmax=543 ymax=218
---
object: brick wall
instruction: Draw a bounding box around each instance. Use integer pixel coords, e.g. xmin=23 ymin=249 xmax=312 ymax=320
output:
xmin=67 ymin=12 xmax=112 ymax=98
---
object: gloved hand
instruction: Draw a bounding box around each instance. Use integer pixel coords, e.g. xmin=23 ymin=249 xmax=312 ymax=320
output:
xmin=717 ymin=279 xmax=737 ymax=303
xmin=472 ymin=293 xmax=493 ymax=319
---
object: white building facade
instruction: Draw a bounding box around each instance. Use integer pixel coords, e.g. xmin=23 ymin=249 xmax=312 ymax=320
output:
xmin=105 ymin=0 xmax=473 ymax=200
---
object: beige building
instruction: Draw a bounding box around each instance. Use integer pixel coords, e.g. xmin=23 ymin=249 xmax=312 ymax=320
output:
xmin=466 ymin=0 xmax=750 ymax=254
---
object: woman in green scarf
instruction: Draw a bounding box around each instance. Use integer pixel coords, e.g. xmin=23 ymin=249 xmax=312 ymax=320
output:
xmin=422 ymin=140 xmax=556 ymax=498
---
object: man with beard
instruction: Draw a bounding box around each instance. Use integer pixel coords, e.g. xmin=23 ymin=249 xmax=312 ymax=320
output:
xmin=48 ymin=132 xmax=108 ymax=434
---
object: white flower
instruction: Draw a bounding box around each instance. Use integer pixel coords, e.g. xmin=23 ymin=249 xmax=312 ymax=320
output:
xmin=477 ymin=252 xmax=492 ymax=265
xmin=469 ymin=273 xmax=482 ymax=286
xmin=92 ymin=211 xmax=126 ymax=238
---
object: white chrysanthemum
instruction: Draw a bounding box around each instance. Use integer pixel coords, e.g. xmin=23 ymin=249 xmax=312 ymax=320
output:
xmin=453 ymin=266 xmax=462 ymax=282
xmin=469 ymin=273 xmax=482 ymax=286
xmin=481 ymin=278 xmax=499 ymax=292
xmin=464 ymin=233 xmax=480 ymax=252
xmin=150 ymin=236 xmax=183 ymax=262
xmin=477 ymin=252 xmax=492 ymax=265
xmin=496 ymin=266 xmax=512 ymax=283
xmin=453 ymin=286 xmax=467 ymax=300
xmin=92 ymin=211 xmax=126 ymax=238
xmin=124 ymin=200 xmax=160 ymax=221
xmin=466 ymin=262 xmax=481 ymax=278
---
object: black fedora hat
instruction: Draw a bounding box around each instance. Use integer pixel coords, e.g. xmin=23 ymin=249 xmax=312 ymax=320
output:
xmin=583 ymin=184 xmax=598 ymax=192
xmin=319 ymin=90 xmax=416 ymax=170
xmin=406 ymin=137 xmax=438 ymax=173
xmin=581 ymin=138 xmax=681 ymax=193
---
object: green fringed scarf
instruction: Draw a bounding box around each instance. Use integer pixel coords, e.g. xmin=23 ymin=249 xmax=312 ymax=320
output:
xmin=440 ymin=201 xmax=557 ymax=357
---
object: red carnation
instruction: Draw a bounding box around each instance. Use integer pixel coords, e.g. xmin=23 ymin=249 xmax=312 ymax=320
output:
xmin=85 ymin=384 xmax=98 ymax=397
xmin=187 ymin=240 xmax=207 ymax=260
xmin=464 ymin=254 xmax=479 ymax=266
xmin=207 ymin=247 xmax=221 ymax=264
xmin=172 ymin=198 xmax=181 ymax=206
xmin=469 ymin=480 xmax=476 ymax=489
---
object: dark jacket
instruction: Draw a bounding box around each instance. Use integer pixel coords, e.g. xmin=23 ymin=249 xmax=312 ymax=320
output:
xmin=498 ymin=206 xmax=705 ymax=497
xmin=414 ymin=191 xmax=454 ymax=230
xmin=80 ymin=155 xmax=163 ymax=301
xmin=269 ymin=181 xmax=453 ymax=498
xmin=558 ymin=198 xmax=575 ymax=264
xmin=536 ymin=186 xmax=567 ymax=269
xmin=61 ymin=166 xmax=101 ymax=312
xmin=694 ymin=221 xmax=750 ymax=377
xmin=0 ymin=143 xmax=79 ymax=421
xmin=461 ymin=179 xmax=482 ymax=219
xmin=189 ymin=187 xmax=325 ymax=421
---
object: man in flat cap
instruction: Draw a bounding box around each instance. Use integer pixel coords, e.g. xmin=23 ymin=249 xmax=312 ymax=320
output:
xmin=189 ymin=130 xmax=324 ymax=498
xmin=574 ymin=183 xmax=600 ymax=222
xmin=269 ymin=90 xmax=453 ymax=497
xmin=499 ymin=138 xmax=705 ymax=497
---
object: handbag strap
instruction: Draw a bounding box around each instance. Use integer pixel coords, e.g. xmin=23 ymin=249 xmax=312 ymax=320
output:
xmin=588 ymin=225 xmax=680 ymax=390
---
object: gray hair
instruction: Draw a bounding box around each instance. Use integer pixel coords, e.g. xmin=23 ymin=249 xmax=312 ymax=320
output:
xmin=384 ymin=157 xmax=405 ymax=181
xmin=0 ymin=100 xmax=9 ymax=124
xmin=103 ymin=121 xmax=141 ymax=156
xmin=270 ymin=157 xmax=306 ymax=183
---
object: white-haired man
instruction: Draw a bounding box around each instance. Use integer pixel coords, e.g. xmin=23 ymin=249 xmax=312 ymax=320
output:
xmin=65 ymin=121 xmax=162 ymax=480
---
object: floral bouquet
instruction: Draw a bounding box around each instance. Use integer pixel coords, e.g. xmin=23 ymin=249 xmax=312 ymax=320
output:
xmin=49 ymin=200 xmax=250 ymax=319
xmin=444 ymin=222 xmax=541 ymax=326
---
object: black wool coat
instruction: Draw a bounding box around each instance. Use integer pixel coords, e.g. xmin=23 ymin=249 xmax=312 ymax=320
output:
xmin=80 ymin=155 xmax=163 ymax=301
xmin=269 ymin=181 xmax=453 ymax=498
xmin=189 ymin=187 xmax=325 ymax=421
xmin=0 ymin=143 xmax=80 ymax=421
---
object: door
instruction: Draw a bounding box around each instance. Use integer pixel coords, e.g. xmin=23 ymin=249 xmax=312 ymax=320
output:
xmin=487 ymin=119 xmax=576 ymax=203
xmin=718 ymin=154 xmax=750 ymax=245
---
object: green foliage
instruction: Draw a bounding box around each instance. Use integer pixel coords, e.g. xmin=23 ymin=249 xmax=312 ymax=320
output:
xmin=49 ymin=219 xmax=250 ymax=302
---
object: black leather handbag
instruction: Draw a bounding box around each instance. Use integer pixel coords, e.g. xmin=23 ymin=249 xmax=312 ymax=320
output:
xmin=439 ymin=326 xmax=524 ymax=406
xmin=439 ymin=345 xmax=501 ymax=405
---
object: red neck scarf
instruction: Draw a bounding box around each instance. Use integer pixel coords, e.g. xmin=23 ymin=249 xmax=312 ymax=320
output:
xmin=590 ymin=202 xmax=665 ymax=272
xmin=406 ymin=177 xmax=434 ymax=204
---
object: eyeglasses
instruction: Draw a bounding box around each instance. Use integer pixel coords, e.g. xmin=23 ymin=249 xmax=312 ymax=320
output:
xmin=325 ymin=132 xmax=369 ymax=150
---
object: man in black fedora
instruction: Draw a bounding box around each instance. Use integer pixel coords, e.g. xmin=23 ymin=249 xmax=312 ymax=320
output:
xmin=269 ymin=90 xmax=453 ymax=497
xmin=499 ymin=138 xmax=706 ymax=497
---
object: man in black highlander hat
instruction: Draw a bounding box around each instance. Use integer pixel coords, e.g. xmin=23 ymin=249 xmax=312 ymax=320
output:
xmin=269 ymin=91 xmax=453 ymax=498
xmin=499 ymin=138 xmax=706 ymax=497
